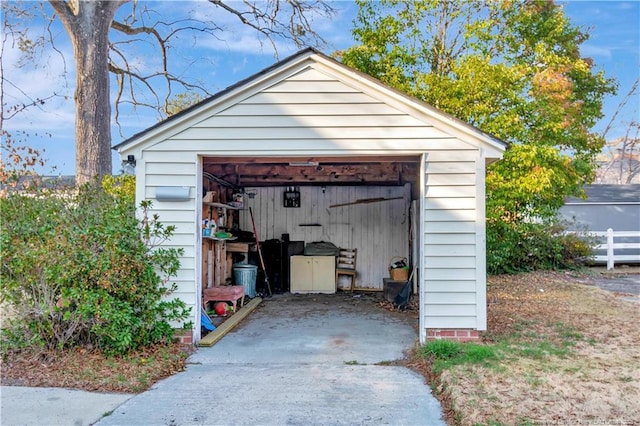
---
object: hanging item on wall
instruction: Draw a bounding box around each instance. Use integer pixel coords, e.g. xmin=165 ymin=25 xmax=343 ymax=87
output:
xmin=203 ymin=191 xmax=216 ymax=203
xmin=329 ymin=196 xmax=403 ymax=208
xmin=230 ymin=193 xmax=244 ymax=208
xmin=283 ymin=187 xmax=301 ymax=208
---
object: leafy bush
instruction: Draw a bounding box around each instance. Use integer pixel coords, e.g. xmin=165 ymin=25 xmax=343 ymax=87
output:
xmin=484 ymin=142 xmax=597 ymax=275
xmin=1 ymin=175 xmax=190 ymax=356
xmin=486 ymin=218 xmax=595 ymax=275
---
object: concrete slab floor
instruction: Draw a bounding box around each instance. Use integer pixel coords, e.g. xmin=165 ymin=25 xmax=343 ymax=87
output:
xmin=97 ymin=292 xmax=445 ymax=425
xmin=0 ymin=386 xmax=131 ymax=426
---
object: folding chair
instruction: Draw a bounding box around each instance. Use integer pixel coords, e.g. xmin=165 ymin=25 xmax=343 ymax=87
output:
xmin=335 ymin=248 xmax=357 ymax=291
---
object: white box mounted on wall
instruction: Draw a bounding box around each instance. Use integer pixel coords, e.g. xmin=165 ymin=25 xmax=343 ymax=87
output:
xmin=155 ymin=186 xmax=190 ymax=202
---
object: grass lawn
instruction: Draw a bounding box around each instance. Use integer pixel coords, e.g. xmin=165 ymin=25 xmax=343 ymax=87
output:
xmin=410 ymin=270 xmax=640 ymax=425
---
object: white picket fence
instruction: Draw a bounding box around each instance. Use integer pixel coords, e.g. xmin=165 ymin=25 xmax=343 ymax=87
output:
xmin=589 ymin=229 xmax=640 ymax=270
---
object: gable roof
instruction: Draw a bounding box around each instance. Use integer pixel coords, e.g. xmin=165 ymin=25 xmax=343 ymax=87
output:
xmin=113 ymin=48 xmax=508 ymax=153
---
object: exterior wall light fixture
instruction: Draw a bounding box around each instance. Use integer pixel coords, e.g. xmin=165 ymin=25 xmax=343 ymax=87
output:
xmin=121 ymin=155 xmax=136 ymax=175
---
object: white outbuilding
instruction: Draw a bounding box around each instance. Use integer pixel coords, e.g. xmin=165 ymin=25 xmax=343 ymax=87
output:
xmin=114 ymin=48 xmax=507 ymax=344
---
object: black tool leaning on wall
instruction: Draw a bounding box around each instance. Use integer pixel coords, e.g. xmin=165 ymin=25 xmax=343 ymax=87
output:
xmin=249 ymin=207 xmax=272 ymax=297
xmin=393 ymin=266 xmax=415 ymax=311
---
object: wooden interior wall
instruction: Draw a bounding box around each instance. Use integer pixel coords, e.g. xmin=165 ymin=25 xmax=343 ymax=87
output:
xmin=238 ymin=184 xmax=412 ymax=289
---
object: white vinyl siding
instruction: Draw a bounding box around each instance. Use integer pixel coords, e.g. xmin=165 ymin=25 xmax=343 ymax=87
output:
xmin=139 ymin=159 xmax=199 ymax=322
xmin=145 ymin=67 xmax=469 ymax=155
xmin=423 ymin=153 xmax=481 ymax=330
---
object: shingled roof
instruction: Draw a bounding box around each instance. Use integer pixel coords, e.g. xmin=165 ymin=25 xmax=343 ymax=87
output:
xmin=565 ymin=184 xmax=640 ymax=204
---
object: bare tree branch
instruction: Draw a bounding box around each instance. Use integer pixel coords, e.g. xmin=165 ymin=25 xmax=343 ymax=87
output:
xmin=208 ymin=0 xmax=334 ymax=54
xmin=602 ymin=78 xmax=638 ymax=139
xmin=2 ymin=81 xmax=64 ymax=121
xmin=101 ymin=1 xmax=333 ymax=135
xmin=1 ymin=1 xmax=68 ymax=127
xmin=597 ymin=79 xmax=640 ymax=183
xmin=4 ymin=0 xmax=335 ymax=181
xmin=109 ymin=17 xmax=223 ymax=123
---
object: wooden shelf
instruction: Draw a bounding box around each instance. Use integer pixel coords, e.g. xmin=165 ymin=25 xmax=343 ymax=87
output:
xmin=203 ymin=202 xmax=241 ymax=210
xmin=203 ymin=236 xmax=238 ymax=241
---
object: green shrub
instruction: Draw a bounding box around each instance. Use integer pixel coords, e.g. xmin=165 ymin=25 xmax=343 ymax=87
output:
xmin=486 ymin=218 xmax=594 ymax=275
xmin=0 ymin=176 xmax=190 ymax=356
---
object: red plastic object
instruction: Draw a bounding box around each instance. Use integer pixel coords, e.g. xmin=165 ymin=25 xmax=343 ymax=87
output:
xmin=214 ymin=302 xmax=227 ymax=316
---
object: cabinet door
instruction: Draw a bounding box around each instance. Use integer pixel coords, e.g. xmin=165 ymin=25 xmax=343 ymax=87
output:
xmin=290 ymin=256 xmax=313 ymax=293
xmin=312 ymin=256 xmax=336 ymax=293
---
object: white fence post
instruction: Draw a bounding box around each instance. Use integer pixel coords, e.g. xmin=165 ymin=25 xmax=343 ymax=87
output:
xmin=566 ymin=228 xmax=640 ymax=267
xmin=607 ymin=228 xmax=614 ymax=271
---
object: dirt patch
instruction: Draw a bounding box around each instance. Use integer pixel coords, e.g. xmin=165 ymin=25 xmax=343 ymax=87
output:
xmin=0 ymin=343 xmax=192 ymax=393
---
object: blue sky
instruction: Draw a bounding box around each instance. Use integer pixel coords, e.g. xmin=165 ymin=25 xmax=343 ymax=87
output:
xmin=2 ymin=0 xmax=639 ymax=176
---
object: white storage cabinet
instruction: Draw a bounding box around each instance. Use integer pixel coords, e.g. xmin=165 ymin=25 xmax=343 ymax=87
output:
xmin=290 ymin=256 xmax=336 ymax=294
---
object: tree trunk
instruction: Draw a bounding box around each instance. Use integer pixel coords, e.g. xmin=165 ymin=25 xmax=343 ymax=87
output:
xmin=50 ymin=1 xmax=125 ymax=184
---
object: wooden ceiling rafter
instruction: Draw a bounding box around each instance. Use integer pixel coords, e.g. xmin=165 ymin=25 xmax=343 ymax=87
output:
xmin=203 ymin=155 xmax=421 ymax=165
xmin=202 ymin=155 xmax=420 ymax=187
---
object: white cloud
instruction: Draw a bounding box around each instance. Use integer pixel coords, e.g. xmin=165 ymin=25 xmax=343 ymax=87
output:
xmin=2 ymin=33 xmax=75 ymax=133
xmin=198 ymin=30 xmax=293 ymax=57
xmin=580 ymin=44 xmax=613 ymax=60
xmin=618 ymin=2 xmax=636 ymax=10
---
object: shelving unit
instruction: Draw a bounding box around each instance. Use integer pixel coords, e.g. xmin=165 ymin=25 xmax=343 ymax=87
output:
xmin=201 ymin=185 xmax=244 ymax=289
xmin=203 ymin=202 xmax=241 ymax=235
xmin=202 ymin=204 xmax=239 ymax=288
xmin=200 ymin=183 xmax=248 ymax=311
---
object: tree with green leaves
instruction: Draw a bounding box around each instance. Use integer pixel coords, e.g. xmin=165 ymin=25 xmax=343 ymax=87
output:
xmin=340 ymin=0 xmax=615 ymax=272
xmin=2 ymin=0 xmax=334 ymax=184
xmin=165 ymin=92 xmax=204 ymax=117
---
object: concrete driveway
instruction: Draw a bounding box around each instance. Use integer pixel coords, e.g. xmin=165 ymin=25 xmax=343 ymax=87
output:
xmin=97 ymin=293 xmax=445 ymax=425
xmin=591 ymin=273 xmax=640 ymax=295
xmin=580 ymin=268 xmax=640 ymax=303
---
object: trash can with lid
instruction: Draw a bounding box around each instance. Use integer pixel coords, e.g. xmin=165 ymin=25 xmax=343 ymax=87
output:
xmin=233 ymin=264 xmax=258 ymax=298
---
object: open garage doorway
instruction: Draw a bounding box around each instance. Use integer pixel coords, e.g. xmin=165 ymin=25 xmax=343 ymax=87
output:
xmin=197 ymin=155 xmax=422 ymax=335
